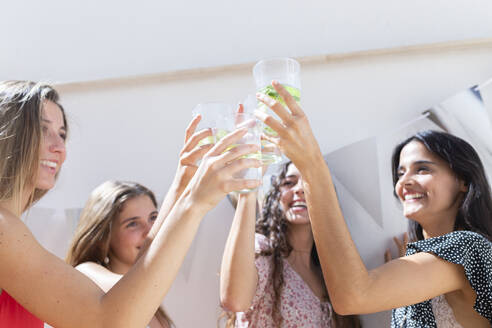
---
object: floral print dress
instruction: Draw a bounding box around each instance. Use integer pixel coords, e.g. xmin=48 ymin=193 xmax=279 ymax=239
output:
xmin=235 ymin=234 xmax=333 ymax=328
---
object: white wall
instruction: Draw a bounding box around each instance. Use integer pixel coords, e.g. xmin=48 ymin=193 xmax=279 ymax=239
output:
xmin=28 ymin=42 xmax=492 ymax=327
xmin=2 ymin=0 xmax=492 ymax=82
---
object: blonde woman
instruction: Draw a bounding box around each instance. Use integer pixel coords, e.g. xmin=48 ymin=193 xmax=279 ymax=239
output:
xmin=67 ymin=181 xmax=174 ymax=328
xmin=0 ymin=80 xmax=261 ymax=328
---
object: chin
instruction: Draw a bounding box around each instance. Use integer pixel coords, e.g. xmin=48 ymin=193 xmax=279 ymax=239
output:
xmin=35 ymin=180 xmax=56 ymax=191
xmin=403 ymin=209 xmax=426 ymax=224
xmin=286 ymin=215 xmax=310 ymax=225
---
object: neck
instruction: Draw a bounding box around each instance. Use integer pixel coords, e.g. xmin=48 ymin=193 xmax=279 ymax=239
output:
xmin=287 ymin=223 xmax=314 ymax=268
xmin=419 ymin=210 xmax=458 ymax=240
xmin=422 ymin=219 xmax=456 ymax=239
xmin=108 ymin=257 xmax=131 ymax=275
xmin=0 ymin=187 xmax=34 ymax=217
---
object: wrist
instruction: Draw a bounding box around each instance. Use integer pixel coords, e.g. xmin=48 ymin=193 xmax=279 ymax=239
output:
xmin=238 ymin=191 xmax=257 ymax=202
xmin=177 ymin=188 xmax=209 ymax=219
xmin=171 ymin=168 xmax=192 ymax=193
xmin=298 ymin=153 xmax=330 ymax=182
xmin=295 ymin=150 xmax=324 ymax=172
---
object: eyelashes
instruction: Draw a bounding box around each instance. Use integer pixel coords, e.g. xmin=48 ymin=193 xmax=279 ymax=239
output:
xmin=42 ymin=124 xmax=67 ymax=141
xmin=397 ymin=166 xmax=431 ymax=179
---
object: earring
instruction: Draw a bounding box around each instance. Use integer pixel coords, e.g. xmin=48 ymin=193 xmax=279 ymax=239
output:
xmin=104 ymin=256 xmax=109 ymax=264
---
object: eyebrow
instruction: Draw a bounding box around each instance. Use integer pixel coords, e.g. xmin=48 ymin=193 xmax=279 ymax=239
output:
xmin=122 ymin=211 xmax=158 ymax=224
xmin=397 ymin=160 xmax=436 ymax=171
xmin=122 ymin=216 xmax=139 ymax=224
xmin=41 ymin=118 xmax=66 ymax=131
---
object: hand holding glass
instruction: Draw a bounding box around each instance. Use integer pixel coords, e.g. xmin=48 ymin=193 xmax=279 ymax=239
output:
xmin=253 ymin=57 xmax=301 ymax=164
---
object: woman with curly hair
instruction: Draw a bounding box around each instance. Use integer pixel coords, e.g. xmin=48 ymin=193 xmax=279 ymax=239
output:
xmin=220 ymin=160 xmax=360 ymax=327
xmin=252 ymin=80 xmax=492 ymax=327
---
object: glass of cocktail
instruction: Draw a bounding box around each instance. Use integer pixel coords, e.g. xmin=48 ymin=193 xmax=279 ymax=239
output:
xmin=229 ymin=112 xmax=262 ymax=193
xmin=192 ymin=102 xmax=234 ymax=145
xmin=253 ymin=57 xmax=301 ymax=164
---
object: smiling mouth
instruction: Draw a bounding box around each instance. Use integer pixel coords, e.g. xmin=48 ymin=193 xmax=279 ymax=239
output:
xmin=404 ymin=193 xmax=425 ymax=201
xmin=40 ymin=160 xmax=57 ymax=169
xmin=290 ymin=201 xmax=307 ymax=211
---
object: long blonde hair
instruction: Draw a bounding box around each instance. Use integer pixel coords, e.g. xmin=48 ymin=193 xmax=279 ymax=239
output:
xmin=66 ymin=180 xmax=174 ymax=327
xmin=0 ymin=80 xmax=67 ymax=215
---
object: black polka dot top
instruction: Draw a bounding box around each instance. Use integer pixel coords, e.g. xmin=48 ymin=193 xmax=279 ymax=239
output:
xmin=391 ymin=230 xmax=492 ymax=327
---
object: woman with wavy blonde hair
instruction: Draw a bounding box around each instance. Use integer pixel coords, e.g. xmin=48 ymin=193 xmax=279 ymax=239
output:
xmin=0 ymin=80 xmax=261 ymax=328
xmin=67 ymin=181 xmax=173 ymax=328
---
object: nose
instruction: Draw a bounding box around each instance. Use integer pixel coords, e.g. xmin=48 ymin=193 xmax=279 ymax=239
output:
xmin=144 ymin=219 xmax=155 ymax=235
xmin=293 ymin=179 xmax=304 ymax=195
xmin=48 ymin=134 xmax=66 ymax=154
xmin=395 ymin=172 xmax=415 ymax=197
xmin=399 ymin=172 xmax=415 ymax=187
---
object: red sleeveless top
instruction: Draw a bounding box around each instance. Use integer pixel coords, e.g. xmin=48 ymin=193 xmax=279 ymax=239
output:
xmin=0 ymin=290 xmax=43 ymax=327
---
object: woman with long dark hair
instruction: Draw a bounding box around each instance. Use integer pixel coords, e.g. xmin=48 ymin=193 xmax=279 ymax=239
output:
xmin=253 ymin=80 xmax=492 ymax=327
xmin=220 ymin=160 xmax=360 ymax=327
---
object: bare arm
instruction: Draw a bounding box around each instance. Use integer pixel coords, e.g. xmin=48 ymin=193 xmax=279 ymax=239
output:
xmin=0 ymin=128 xmax=261 ymax=328
xmin=0 ymin=191 xmax=208 ymax=328
xmin=138 ymin=115 xmax=212 ymax=259
xmin=220 ymin=192 xmax=258 ymax=312
xmin=300 ymin=160 xmax=465 ymax=314
xmin=254 ymin=81 xmax=467 ymax=315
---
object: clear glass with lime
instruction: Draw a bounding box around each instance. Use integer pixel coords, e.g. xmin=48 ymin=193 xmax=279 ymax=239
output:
xmin=253 ymin=57 xmax=301 ymax=164
xmin=191 ymin=103 xmax=261 ymax=193
xmin=192 ymin=103 xmax=234 ymax=146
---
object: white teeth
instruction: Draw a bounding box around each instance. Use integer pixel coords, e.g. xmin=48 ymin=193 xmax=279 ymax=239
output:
xmin=40 ymin=160 xmax=57 ymax=169
xmin=291 ymin=201 xmax=307 ymax=208
xmin=405 ymin=193 xmax=424 ymax=200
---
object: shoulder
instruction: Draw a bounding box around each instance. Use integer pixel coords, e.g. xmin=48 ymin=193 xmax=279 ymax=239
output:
xmin=0 ymin=208 xmax=37 ymax=259
xmin=254 ymin=234 xmax=275 ymax=277
xmin=0 ymin=208 xmax=34 ymax=247
xmin=0 ymin=208 xmax=24 ymax=231
xmin=442 ymin=230 xmax=490 ymax=245
xmin=75 ymin=261 xmax=119 ymax=278
xmin=407 ymin=230 xmax=491 ymax=255
xmin=254 ymin=233 xmax=271 ymax=253
xmin=75 ymin=261 xmax=108 ymax=274
xmin=75 ymin=262 xmax=122 ymax=292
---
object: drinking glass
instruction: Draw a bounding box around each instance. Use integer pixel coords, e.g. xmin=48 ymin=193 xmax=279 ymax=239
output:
xmin=253 ymin=57 xmax=301 ymax=164
xmin=228 ymin=112 xmax=262 ymax=193
xmin=192 ymin=102 xmax=234 ymax=145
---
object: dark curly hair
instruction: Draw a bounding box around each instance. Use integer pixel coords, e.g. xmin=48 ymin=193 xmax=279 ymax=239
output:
xmin=222 ymin=162 xmax=361 ymax=327
xmin=256 ymin=162 xmax=360 ymax=328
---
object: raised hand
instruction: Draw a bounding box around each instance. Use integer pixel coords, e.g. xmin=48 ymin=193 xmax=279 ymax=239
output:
xmin=186 ymin=127 xmax=262 ymax=212
xmin=254 ymin=80 xmax=323 ymax=169
xmin=384 ymin=232 xmax=409 ymax=262
xmin=172 ymin=114 xmax=214 ymax=192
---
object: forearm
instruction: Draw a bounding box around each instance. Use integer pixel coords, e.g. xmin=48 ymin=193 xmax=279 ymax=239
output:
xmin=220 ymin=193 xmax=258 ymax=312
xmin=139 ymin=170 xmax=188 ymax=259
xmin=101 ymin=193 xmax=206 ymax=327
xmin=299 ymin=155 xmax=371 ymax=310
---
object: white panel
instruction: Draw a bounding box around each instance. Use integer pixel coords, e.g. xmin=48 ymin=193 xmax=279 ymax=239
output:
xmin=1 ymin=0 xmax=492 ymax=82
